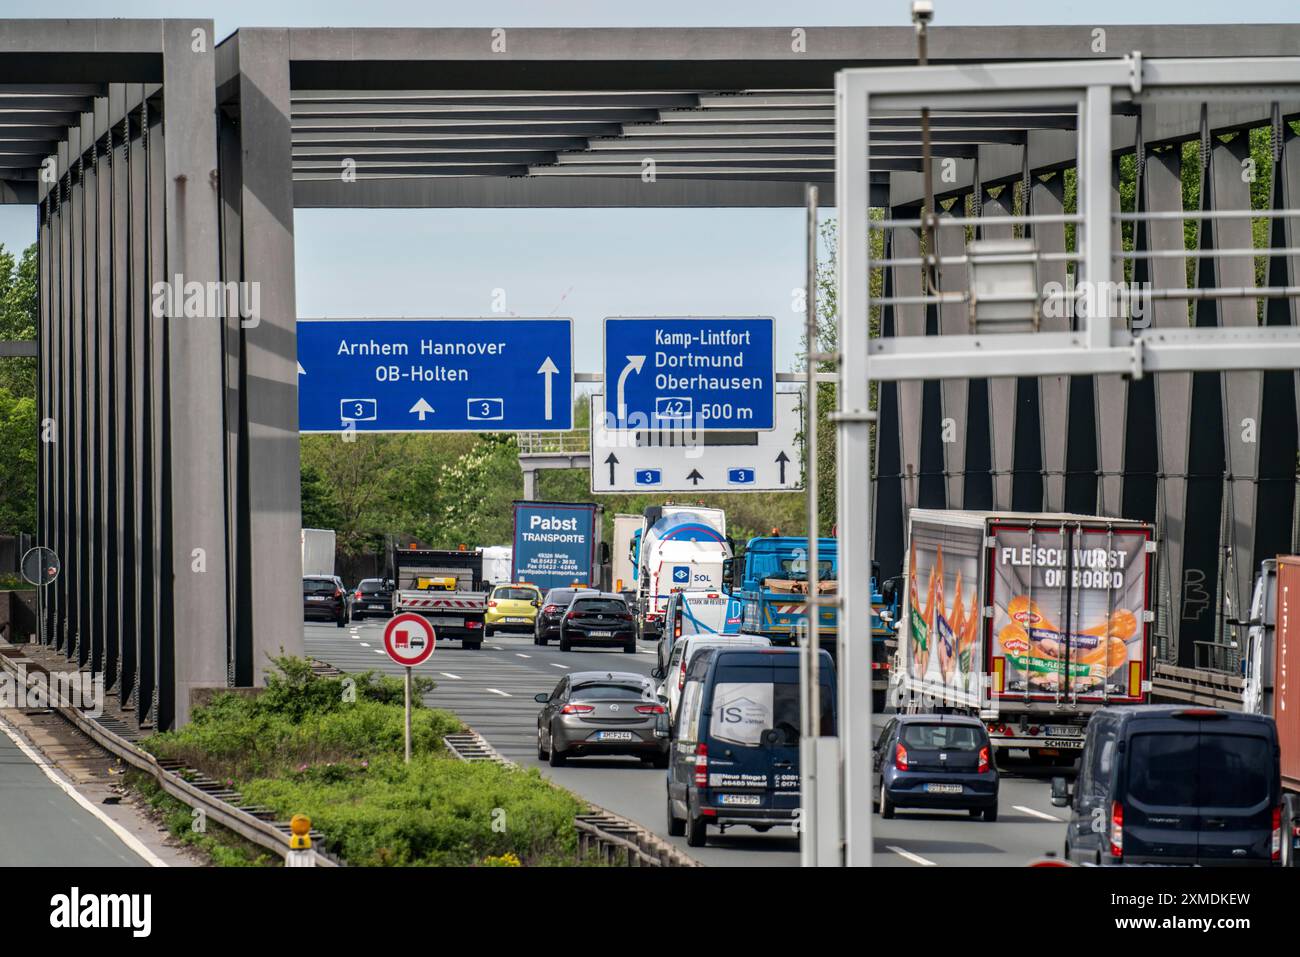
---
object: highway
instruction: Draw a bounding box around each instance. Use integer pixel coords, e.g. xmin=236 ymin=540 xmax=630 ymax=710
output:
xmin=305 ymin=619 xmax=1071 ymax=867
xmin=0 ymin=719 xmax=151 ymax=867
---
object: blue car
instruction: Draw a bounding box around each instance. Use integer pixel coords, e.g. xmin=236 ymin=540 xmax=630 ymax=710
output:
xmin=873 ymin=714 xmax=999 ymax=821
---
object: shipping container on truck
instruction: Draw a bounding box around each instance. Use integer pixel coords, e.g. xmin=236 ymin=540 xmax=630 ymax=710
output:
xmin=301 ymin=528 xmax=336 ymax=578
xmin=896 ymin=509 xmax=1154 ymax=765
xmin=510 ymin=501 xmax=604 ymax=593
xmin=634 ymin=504 xmax=730 ymax=642
xmin=611 ymin=513 xmax=643 ymax=598
xmin=1241 ymin=557 xmax=1300 ymax=865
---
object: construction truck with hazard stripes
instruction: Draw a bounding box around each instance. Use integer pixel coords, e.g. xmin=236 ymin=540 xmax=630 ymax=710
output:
xmin=724 ymin=535 xmax=897 ymax=708
xmin=388 ymin=545 xmax=489 ymax=650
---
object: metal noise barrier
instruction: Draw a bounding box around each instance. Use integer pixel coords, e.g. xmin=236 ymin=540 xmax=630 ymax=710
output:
xmin=0 ymin=644 xmax=341 ymax=866
xmin=444 ymin=726 xmax=702 ymax=867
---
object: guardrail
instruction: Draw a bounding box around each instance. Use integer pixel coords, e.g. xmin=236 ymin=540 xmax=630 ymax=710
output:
xmin=1150 ymin=661 xmax=1244 ymax=710
xmin=0 ymin=642 xmax=340 ymax=866
xmin=517 ymin=431 xmax=589 ymax=455
xmin=443 ymin=725 xmax=700 ymax=867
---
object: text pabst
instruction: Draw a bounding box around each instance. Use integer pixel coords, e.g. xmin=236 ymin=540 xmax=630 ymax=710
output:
xmin=522 ymin=515 xmax=584 ymax=544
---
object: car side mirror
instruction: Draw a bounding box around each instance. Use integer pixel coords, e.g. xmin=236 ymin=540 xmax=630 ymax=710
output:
xmin=533 ymin=693 xmax=550 ymax=704
xmin=1050 ymin=776 xmax=1072 ymax=808
xmin=532 ymin=599 xmax=541 ymax=607
xmin=651 ymin=667 xmax=665 ymax=681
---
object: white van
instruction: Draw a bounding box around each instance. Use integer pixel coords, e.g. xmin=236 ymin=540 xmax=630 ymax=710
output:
xmin=653 ymin=633 xmax=772 ymax=722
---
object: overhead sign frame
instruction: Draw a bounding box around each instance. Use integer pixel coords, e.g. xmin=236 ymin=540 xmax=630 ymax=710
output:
xmin=589 ymin=390 xmax=803 ymax=494
xmin=602 ymin=316 xmax=776 ymax=432
xmin=297 ymin=317 xmax=574 ymax=434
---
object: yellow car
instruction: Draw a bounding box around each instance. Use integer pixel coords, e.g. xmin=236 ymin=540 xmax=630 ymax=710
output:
xmin=484 ymin=583 xmax=543 ymax=637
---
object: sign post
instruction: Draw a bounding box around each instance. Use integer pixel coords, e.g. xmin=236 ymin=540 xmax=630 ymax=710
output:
xmin=20 ymin=546 xmax=60 ymax=646
xmin=603 ymin=317 xmax=775 ymax=431
xmin=297 ymin=318 xmax=574 ymax=433
xmin=383 ymin=613 xmax=436 ymax=762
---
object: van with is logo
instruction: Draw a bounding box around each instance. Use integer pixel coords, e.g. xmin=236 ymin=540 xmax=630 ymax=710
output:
xmin=666 ymin=647 xmax=835 ymax=848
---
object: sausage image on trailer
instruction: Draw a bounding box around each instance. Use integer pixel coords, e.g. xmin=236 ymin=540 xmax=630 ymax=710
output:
xmin=894 ymin=509 xmax=1155 ymax=766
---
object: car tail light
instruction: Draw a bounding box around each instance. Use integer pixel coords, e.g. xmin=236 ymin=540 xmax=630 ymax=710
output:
xmin=467 ymin=621 xmax=482 ymax=629
xmin=566 ymin=611 xmax=579 ymax=620
xmin=560 ymin=703 xmax=594 ymax=715
xmin=1174 ymin=708 xmax=1226 ymax=719
xmin=487 ymin=600 xmax=498 ymax=608
xmin=621 ymin=613 xmax=634 ymax=621
xmin=636 ymin=704 xmax=666 ymax=714
xmin=1272 ymin=806 xmax=1283 ymax=862
xmin=333 ymin=588 xmax=342 ymax=598
xmin=894 ymin=743 xmax=908 ymax=771
xmin=354 ymin=591 xmax=361 ymax=600
xmin=543 ymin=604 xmax=560 ymax=615
xmin=1110 ymin=802 xmax=1124 ymax=859
xmin=678 ymin=656 xmax=687 ymax=691
xmin=693 ymin=743 xmax=708 ymax=787
xmin=978 ymin=746 xmax=990 ymax=773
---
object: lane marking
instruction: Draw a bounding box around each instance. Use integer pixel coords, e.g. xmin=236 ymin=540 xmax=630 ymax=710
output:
xmin=886 ymin=845 xmax=937 ymax=867
xmin=485 ymin=688 xmax=512 ymax=697
xmin=373 ymin=649 xmax=385 ymax=654
xmin=359 ymin=642 xmax=370 ymax=647
xmin=440 ymin=672 xmax=462 ymax=680
xmin=1014 ymin=804 xmax=1063 ymax=822
xmin=516 ymin=653 xmax=532 ymax=659
xmin=550 ymin=663 xmax=569 ymax=669
xmin=0 ymin=713 xmax=167 ymax=868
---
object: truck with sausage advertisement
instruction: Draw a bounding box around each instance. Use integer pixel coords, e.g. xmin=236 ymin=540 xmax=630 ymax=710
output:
xmin=1240 ymin=556 xmax=1300 ymax=865
xmin=894 ymin=509 xmax=1155 ymax=765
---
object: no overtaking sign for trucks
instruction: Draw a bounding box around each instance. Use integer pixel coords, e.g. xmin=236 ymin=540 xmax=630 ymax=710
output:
xmin=384 ymin=613 xmax=436 ymax=667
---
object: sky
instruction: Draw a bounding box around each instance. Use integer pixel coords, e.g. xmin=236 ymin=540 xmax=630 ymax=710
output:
xmin=2 ymin=0 xmax=1297 ymax=373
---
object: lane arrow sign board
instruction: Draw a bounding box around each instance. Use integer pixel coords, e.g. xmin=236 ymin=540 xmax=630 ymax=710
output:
xmin=589 ymin=391 xmax=803 ymax=494
xmin=298 ymin=318 xmax=573 ymax=432
xmin=603 ymin=316 xmax=775 ymax=431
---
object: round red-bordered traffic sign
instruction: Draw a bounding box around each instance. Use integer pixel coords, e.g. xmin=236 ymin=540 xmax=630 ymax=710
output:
xmin=383 ymin=613 xmax=436 ymax=667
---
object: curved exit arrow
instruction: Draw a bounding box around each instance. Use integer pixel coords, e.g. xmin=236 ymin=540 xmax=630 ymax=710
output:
xmin=616 ymin=355 xmax=646 ymax=426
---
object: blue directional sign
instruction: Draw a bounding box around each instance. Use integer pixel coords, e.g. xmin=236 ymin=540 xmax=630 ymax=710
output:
xmin=603 ymin=316 xmax=775 ymax=431
xmin=297 ymin=318 xmax=573 ymax=432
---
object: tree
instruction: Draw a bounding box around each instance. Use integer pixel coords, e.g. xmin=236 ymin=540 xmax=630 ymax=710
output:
xmin=0 ymin=243 xmax=38 ymax=397
xmin=0 ymin=386 xmax=36 ymax=534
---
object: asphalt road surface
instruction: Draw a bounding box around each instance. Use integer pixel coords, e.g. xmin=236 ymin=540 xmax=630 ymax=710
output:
xmin=305 ymin=618 xmax=1071 ymax=866
xmin=0 ymin=721 xmax=149 ymax=866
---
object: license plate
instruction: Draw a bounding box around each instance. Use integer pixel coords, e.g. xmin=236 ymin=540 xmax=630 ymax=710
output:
xmin=367 ymin=602 xmax=386 ymax=609
xmin=1046 ymin=725 xmax=1082 ymax=737
xmin=506 ymin=617 xmax=529 ymax=623
xmin=718 ymin=794 xmax=762 ymax=806
xmin=588 ymin=630 xmax=613 ymax=638
xmin=429 ymin=616 xmax=464 ymax=627
xmin=596 ymin=731 xmax=633 ymax=741
xmin=924 ymin=783 xmax=964 ymax=795
xmin=307 ymin=596 xmax=328 ymax=602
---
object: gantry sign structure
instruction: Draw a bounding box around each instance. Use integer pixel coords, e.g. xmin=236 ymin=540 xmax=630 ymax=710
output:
xmin=6 ymin=21 xmax=1300 ymax=730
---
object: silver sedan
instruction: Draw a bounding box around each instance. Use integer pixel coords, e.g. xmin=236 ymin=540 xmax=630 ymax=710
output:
xmin=535 ymin=671 xmax=670 ymax=768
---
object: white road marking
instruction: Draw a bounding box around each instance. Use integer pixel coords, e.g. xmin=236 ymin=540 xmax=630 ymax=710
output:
xmin=485 ymin=688 xmax=512 ymax=697
xmin=550 ymin=663 xmax=569 ymax=669
xmin=0 ymin=713 xmax=167 ymax=867
xmin=886 ymin=845 xmax=938 ymax=867
xmin=440 ymin=672 xmax=462 ymax=680
xmin=516 ymin=653 xmax=531 ymax=659
xmin=1014 ymin=804 xmax=1063 ymax=822
xmin=373 ymin=649 xmax=385 ymax=654
xmin=359 ymin=642 xmax=370 ymax=647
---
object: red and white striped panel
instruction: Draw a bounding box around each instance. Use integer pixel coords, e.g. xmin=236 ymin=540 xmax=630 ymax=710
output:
xmin=400 ymin=597 xmax=483 ymax=610
xmin=775 ymin=603 xmax=807 ymax=615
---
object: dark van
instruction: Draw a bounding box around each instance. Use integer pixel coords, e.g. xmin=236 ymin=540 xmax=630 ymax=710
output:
xmin=666 ymin=646 xmax=835 ymax=848
xmin=1053 ymin=705 xmax=1282 ymax=866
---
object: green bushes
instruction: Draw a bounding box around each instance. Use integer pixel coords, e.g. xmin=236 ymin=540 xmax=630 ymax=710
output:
xmin=138 ymin=656 xmax=584 ymax=866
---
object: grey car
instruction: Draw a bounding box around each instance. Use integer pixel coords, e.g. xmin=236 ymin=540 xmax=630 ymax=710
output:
xmin=534 ymin=671 xmax=670 ymax=768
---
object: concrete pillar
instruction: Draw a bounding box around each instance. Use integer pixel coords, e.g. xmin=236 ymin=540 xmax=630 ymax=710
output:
xmin=1031 ymin=171 xmax=1069 ymax=512
xmin=220 ymin=28 xmax=305 ymax=687
xmin=161 ymin=20 xmax=229 ymax=727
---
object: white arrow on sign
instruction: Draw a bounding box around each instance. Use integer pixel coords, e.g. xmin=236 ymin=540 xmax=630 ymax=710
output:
xmin=537 ymin=356 xmax=559 ymax=421
xmin=616 ymin=355 xmax=646 ymax=425
xmin=409 ymin=398 xmax=435 ymax=421
xmin=297 ymin=361 xmax=306 ymax=375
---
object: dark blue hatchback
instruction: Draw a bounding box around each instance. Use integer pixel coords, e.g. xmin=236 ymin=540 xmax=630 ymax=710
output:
xmin=873 ymin=714 xmax=999 ymax=821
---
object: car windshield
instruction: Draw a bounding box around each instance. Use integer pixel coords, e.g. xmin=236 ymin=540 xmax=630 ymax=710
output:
xmin=494 ymin=588 xmax=537 ymax=601
xmin=303 ymin=579 xmax=334 ymax=593
xmin=570 ymin=683 xmax=651 ymax=702
xmin=572 ymin=599 xmax=626 ymax=614
xmin=777 ymin=558 xmax=835 ymax=580
xmin=359 ymin=580 xmax=384 ymax=593
xmin=1128 ymin=732 xmax=1272 ymax=808
xmin=900 ymin=724 xmax=983 ymax=751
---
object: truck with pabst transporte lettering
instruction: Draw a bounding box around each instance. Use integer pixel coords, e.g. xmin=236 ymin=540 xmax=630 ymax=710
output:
xmin=511 ymin=501 xmax=604 ymax=593
xmin=388 ymin=546 xmax=489 ymax=650
xmin=894 ymin=509 xmax=1155 ymax=767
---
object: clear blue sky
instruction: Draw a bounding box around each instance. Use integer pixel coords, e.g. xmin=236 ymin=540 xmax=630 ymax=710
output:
xmin=2 ymin=0 xmax=1296 ymax=371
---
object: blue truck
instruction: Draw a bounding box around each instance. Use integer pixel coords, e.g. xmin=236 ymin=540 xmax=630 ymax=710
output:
xmin=724 ymin=536 xmax=899 ymax=704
